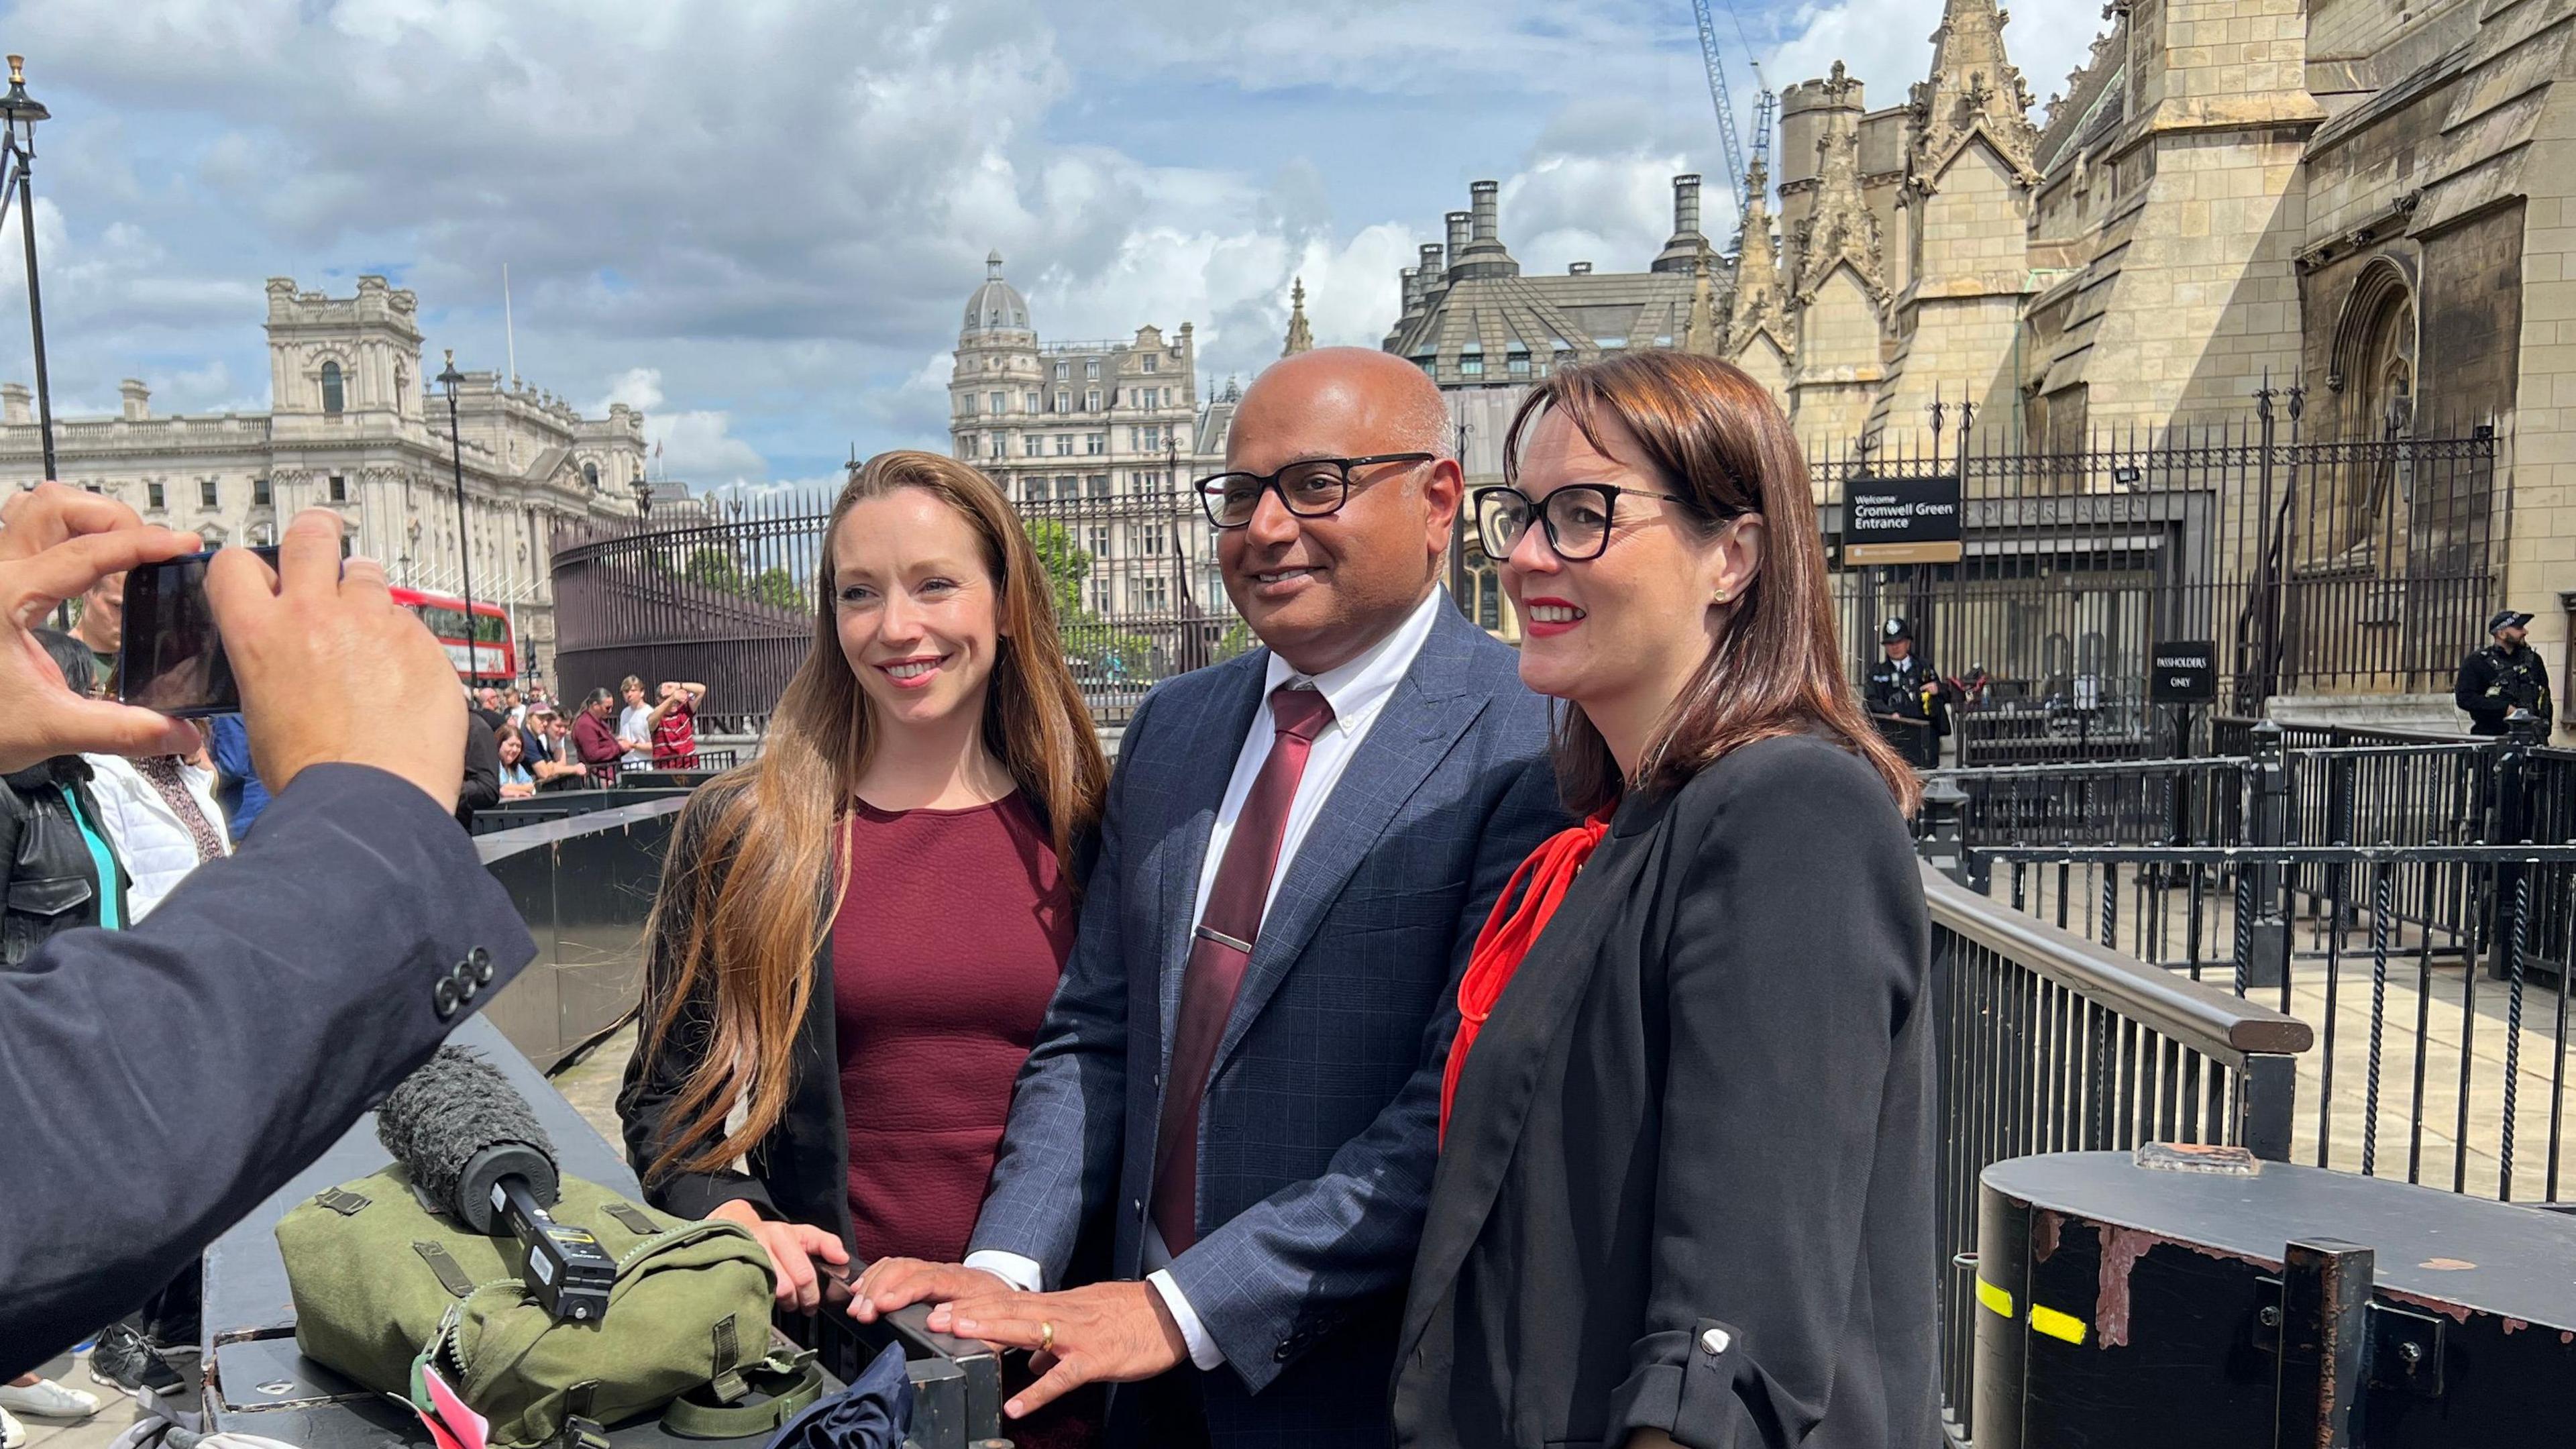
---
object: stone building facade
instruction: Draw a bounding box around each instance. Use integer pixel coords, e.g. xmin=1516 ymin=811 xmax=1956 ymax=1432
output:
xmin=0 ymin=275 xmax=645 ymax=684
xmin=947 ymin=252 xmax=1226 ymax=623
xmin=1381 ymin=0 xmax=2576 ymax=727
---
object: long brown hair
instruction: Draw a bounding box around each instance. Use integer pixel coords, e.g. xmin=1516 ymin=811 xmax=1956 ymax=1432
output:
xmin=1501 ymin=350 xmax=1918 ymax=817
xmin=637 ymin=450 xmax=1110 ymax=1186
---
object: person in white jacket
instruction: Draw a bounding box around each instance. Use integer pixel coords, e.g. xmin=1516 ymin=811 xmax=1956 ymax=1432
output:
xmin=81 ymin=742 xmax=230 ymax=922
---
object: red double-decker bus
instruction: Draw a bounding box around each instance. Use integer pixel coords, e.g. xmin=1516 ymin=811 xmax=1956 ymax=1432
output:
xmin=389 ymin=587 xmax=516 ymax=684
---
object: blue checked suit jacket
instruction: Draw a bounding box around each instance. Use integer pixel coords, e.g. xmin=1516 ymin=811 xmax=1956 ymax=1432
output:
xmin=969 ymin=598 xmax=1566 ymax=1447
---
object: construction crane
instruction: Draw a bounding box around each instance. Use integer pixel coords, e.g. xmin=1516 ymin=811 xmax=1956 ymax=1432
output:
xmin=1689 ymin=0 xmax=1776 ymax=221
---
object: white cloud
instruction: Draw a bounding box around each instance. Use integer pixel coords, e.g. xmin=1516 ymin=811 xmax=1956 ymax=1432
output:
xmin=1764 ymin=0 xmax=2110 ymax=126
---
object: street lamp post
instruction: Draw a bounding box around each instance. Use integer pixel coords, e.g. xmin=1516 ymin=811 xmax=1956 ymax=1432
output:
xmin=435 ymin=350 xmax=480 ymax=682
xmin=1 ymin=56 xmax=57 ymax=482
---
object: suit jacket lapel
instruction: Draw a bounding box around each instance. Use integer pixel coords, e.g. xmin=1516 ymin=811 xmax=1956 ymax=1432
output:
xmin=1210 ymin=602 xmax=1494 ymax=1073
xmin=1154 ymin=655 xmax=1269 ymax=1045
xmin=1395 ymin=804 xmax=1666 ymax=1366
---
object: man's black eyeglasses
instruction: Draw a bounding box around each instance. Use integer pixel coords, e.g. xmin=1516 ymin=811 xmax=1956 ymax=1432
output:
xmin=1195 ymin=453 xmax=1436 ymax=529
xmin=1473 ymin=483 xmax=1695 ymax=562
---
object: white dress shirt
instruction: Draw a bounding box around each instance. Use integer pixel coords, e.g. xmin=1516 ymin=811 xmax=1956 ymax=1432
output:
xmin=966 ymin=587 xmax=1447 ymax=1370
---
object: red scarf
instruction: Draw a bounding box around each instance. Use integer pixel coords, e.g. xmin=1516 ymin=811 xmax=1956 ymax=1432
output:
xmin=1440 ymin=816 xmax=1611 ymax=1143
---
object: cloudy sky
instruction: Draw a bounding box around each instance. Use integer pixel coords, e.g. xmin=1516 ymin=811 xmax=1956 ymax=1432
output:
xmin=0 ymin=0 xmax=2106 ymax=494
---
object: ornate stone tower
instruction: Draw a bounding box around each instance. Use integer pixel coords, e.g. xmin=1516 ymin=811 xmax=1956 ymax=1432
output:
xmin=265 ymin=274 xmax=425 ymax=434
xmin=950 ymin=252 xmax=1042 ymax=468
xmin=1725 ymin=159 xmax=1794 ymax=408
xmin=1868 ymin=0 xmax=2045 ymax=445
xmin=1785 ymin=64 xmax=1892 ymax=454
xmin=1281 ymin=278 xmax=1314 ymax=358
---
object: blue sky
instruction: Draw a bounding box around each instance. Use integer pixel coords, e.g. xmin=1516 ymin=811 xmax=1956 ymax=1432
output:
xmin=0 ymin=0 xmax=2103 ymax=494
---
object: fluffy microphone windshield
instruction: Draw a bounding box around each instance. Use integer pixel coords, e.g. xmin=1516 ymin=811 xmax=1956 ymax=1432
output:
xmin=376 ymin=1045 xmax=559 ymax=1230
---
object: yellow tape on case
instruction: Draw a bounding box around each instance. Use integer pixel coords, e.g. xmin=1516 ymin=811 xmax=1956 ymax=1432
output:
xmin=2029 ymin=1303 xmax=2087 ymax=1344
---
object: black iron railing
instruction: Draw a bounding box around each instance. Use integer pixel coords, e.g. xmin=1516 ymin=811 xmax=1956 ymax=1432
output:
xmin=549 ymin=484 xmax=1242 ymax=728
xmin=1923 ymin=865 xmax=2310 ymax=1444
xmin=1815 ymin=415 xmax=2506 ymax=727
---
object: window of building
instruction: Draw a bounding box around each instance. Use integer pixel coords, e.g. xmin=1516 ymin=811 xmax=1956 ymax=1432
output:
xmin=582 ymin=462 xmax=599 ymax=490
xmin=1055 ymin=390 xmax=1071 ymax=413
xmin=1458 ymin=348 xmax=1485 ymax=378
xmin=1507 ymin=346 xmax=1532 ymax=378
xmin=1024 ymin=390 xmax=1040 ymax=413
xmin=328 ymin=474 xmax=347 ymax=503
xmin=1142 ymin=354 xmax=1159 ymax=374
xmin=1085 ymin=388 xmax=1101 ymax=412
xmin=1411 ymin=351 xmax=1436 ymax=375
xmin=1135 ymin=522 xmax=1165 ymax=555
xmin=147 ymin=482 xmax=165 ymax=511
xmin=1089 ymin=580 xmax=1112 ymax=614
xmin=197 ymin=478 xmax=219 ymax=509
xmin=963 ymin=434 xmax=981 ymax=458
xmin=1024 ymin=435 xmax=1042 ymax=457
xmin=1055 ymin=475 xmax=1079 ymax=500
xmin=989 ymin=391 xmax=1006 ymax=415
xmin=1025 ymin=479 xmax=1049 ymax=504
xmin=1087 ymin=474 xmax=1110 ymax=498
xmin=1083 ymin=360 xmax=1100 ymax=380
xmin=254 ymin=477 xmax=272 ymax=506
xmin=1055 ymin=435 xmax=1074 ymax=457
xmin=1137 ymin=576 xmax=1168 ymax=612
xmin=1085 ymin=433 xmax=1105 ymax=455
xmin=82 ymin=482 xmax=100 ymax=494
xmin=1053 ymin=362 xmax=1069 ymax=380
xmin=321 ymin=360 xmax=345 ymax=415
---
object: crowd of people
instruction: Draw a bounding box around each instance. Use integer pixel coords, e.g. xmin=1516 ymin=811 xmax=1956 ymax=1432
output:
xmin=620 ymin=346 xmax=1936 ymax=1449
xmin=0 ymin=344 xmax=1935 ymax=1449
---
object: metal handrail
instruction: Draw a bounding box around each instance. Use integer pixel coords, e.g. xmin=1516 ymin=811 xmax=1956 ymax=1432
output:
xmin=1923 ymin=867 xmax=2312 ymax=1057
xmin=1976 ymin=844 xmax=2576 ymax=865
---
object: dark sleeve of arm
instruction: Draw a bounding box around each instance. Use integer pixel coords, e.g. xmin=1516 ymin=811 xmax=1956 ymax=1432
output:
xmin=1173 ymin=738 xmax=1570 ymax=1390
xmin=0 ymin=765 xmax=536 ymax=1375
xmin=458 ymin=720 xmax=501 ymax=814
xmin=2456 ymin=653 xmax=2499 ymax=720
xmin=1610 ymin=742 xmax=1927 ymax=1449
xmin=965 ymin=692 xmax=1148 ymax=1283
xmin=615 ymin=792 xmax=777 ymax=1221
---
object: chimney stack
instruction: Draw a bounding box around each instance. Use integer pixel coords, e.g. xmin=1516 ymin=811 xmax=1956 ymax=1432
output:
xmin=1444 ymin=211 xmax=1472 ymax=260
xmin=1673 ymin=174 xmax=1703 ymax=239
xmin=1470 ymin=180 xmax=1500 ymax=243
xmin=1399 ymin=266 xmax=1421 ymax=314
xmin=1 ymin=382 xmax=29 ymax=425
xmin=120 ymin=378 xmax=151 ymax=421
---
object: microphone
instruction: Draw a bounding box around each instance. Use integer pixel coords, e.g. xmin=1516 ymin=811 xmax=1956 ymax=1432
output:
xmin=376 ymin=1046 xmax=618 ymax=1323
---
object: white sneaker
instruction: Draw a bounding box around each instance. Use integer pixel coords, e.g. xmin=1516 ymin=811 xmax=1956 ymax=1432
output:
xmin=0 ymin=1378 xmax=101 ymax=1421
xmin=0 ymin=1403 xmax=24 ymax=1449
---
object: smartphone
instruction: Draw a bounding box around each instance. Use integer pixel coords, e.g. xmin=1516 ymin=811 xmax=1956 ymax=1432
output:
xmin=118 ymin=546 xmax=278 ymax=718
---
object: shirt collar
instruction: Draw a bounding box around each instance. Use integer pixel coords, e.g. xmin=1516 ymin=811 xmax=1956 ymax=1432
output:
xmin=1263 ymin=586 xmax=1445 ymax=736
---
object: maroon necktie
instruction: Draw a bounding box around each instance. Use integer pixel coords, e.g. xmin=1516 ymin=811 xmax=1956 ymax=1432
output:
xmin=1152 ymin=683 xmax=1336 ymax=1252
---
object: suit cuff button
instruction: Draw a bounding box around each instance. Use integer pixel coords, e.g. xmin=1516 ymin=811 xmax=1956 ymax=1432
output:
xmin=433 ymin=977 xmax=461 ymax=1019
xmin=470 ymin=946 xmax=494 ymax=983
xmin=1699 ymin=1326 xmax=1731 ymax=1356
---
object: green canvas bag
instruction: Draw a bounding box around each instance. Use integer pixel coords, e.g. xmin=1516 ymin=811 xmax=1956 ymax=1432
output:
xmin=276 ymin=1163 xmax=818 ymax=1448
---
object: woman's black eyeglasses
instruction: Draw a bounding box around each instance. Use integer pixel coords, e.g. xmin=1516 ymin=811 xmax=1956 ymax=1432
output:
xmin=1473 ymin=483 xmax=1694 ymax=562
xmin=1195 ymin=453 xmax=1436 ymax=529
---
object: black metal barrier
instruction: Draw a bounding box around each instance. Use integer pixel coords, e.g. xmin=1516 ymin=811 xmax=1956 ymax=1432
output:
xmin=1976 ymin=1150 xmax=2576 ymax=1448
xmin=472 ymin=796 xmax=688 ymax=1068
xmin=1922 ymin=865 xmax=2312 ymax=1445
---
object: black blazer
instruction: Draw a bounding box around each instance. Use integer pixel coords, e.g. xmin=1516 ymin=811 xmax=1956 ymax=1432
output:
xmin=0 ymin=764 xmax=535 ymax=1371
xmin=1393 ymin=734 xmax=1938 ymax=1449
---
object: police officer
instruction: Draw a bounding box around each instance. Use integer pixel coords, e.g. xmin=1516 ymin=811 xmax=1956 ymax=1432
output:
xmin=1866 ymin=615 xmax=1949 ymax=768
xmin=2455 ymin=608 xmax=2554 ymax=737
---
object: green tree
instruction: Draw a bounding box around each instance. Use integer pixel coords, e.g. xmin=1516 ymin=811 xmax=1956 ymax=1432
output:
xmin=684 ymin=547 xmax=744 ymax=594
xmin=751 ymin=566 xmax=805 ymax=612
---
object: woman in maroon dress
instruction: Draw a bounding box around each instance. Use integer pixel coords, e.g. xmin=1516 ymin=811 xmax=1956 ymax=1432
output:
xmin=620 ymin=450 xmax=1110 ymax=1445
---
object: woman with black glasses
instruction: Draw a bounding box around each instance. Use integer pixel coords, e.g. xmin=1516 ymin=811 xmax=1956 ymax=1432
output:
xmin=1391 ymin=351 xmax=1937 ymax=1449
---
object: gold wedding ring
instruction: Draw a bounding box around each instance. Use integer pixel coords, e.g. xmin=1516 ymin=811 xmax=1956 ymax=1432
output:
xmin=1039 ymin=1320 xmax=1055 ymax=1354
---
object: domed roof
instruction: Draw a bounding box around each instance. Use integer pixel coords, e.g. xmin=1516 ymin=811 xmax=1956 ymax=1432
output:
xmin=963 ymin=250 xmax=1032 ymax=337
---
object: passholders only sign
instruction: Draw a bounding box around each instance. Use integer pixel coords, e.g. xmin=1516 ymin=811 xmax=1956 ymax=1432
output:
xmin=1843 ymin=475 xmax=1964 ymax=565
